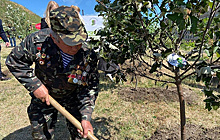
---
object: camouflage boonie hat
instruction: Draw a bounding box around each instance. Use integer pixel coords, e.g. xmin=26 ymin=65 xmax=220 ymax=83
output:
xmin=50 ymin=6 xmax=88 ymax=46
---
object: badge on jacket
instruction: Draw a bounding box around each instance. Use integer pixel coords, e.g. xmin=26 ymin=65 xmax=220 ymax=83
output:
xmin=67 ymin=65 xmax=88 ymax=86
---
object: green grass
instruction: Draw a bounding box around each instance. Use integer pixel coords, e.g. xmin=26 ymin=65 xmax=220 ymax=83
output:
xmin=1 ymin=42 xmax=220 ymax=140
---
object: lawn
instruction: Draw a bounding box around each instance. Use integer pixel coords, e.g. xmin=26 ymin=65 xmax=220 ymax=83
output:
xmin=0 ymin=41 xmax=220 ymax=140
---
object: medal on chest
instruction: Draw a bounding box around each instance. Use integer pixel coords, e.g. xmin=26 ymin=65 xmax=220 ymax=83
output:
xmin=68 ymin=70 xmax=76 ymax=83
xmin=37 ymin=47 xmax=51 ymax=66
xmin=67 ymin=65 xmax=88 ymax=86
xmin=36 ymin=46 xmax=42 ymax=59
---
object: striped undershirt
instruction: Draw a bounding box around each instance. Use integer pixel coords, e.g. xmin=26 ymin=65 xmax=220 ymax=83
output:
xmin=60 ymin=49 xmax=74 ymax=68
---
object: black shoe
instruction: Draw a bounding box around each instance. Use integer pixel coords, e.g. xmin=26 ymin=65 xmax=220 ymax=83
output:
xmin=0 ymin=76 xmax=11 ymax=81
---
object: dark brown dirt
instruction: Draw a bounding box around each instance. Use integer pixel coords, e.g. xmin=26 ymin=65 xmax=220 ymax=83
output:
xmin=146 ymin=124 xmax=220 ymax=140
xmin=117 ymin=86 xmax=220 ymax=140
xmin=117 ymin=86 xmax=199 ymax=105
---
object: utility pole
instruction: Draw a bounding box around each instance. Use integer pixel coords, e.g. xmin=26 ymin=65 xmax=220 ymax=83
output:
xmin=82 ymin=9 xmax=84 ymax=16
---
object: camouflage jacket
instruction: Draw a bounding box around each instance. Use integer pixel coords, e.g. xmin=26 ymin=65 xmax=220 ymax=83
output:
xmin=5 ymin=28 xmax=99 ymax=121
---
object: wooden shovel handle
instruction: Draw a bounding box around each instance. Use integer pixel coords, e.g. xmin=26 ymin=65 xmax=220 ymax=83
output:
xmin=49 ymin=95 xmax=98 ymax=140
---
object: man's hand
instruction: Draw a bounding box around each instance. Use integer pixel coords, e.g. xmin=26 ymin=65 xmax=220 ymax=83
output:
xmin=33 ymin=84 xmax=50 ymax=105
xmin=77 ymin=120 xmax=93 ymax=138
xmin=5 ymin=42 xmax=10 ymax=47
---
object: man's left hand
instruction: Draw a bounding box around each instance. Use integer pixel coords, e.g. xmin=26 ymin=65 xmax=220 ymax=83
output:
xmin=5 ymin=42 xmax=10 ymax=47
xmin=77 ymin=120 xmax=93 ymax=138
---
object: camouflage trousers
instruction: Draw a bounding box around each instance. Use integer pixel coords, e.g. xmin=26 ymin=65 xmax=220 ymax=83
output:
xmin=27 ymin=94 xmax=83 ymax=140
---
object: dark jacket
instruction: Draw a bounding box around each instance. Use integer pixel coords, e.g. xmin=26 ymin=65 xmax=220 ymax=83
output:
xmin=5 ymin=28 xmax=99 ymax=121
xmin=0 ymin=19 xmax=9 ymax=42
xmin=40 ymin=18 xmax=49 ymax=29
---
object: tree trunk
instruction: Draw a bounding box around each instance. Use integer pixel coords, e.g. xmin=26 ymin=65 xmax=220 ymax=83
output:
xmin=176 ymin=82 xmax=186 ymax=140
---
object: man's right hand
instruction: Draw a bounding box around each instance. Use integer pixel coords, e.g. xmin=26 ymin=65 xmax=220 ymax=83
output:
xmin=77 ymin=120 xmax=94 ymax=138
xmin=33 ymin=84 xmax=50 ymax=105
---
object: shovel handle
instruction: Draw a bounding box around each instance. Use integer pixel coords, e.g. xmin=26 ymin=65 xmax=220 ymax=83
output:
xmin=49 ymin=95 xmax=98 ymax=140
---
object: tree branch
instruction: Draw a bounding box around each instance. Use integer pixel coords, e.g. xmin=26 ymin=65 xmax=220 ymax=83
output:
xmin=180 ymin=71 xmax=196 ymax=81
xmin=180 ymin=0 xmax=218 ymax=78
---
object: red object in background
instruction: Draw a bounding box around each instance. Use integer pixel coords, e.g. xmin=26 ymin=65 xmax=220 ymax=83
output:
xmin=35 ymin=23 xmax=41 ymax=30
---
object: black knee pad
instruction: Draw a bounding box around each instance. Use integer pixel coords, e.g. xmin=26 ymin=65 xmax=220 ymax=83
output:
xmin=31 ymin=121 xmax=47 ymax=140
xmin=31 ymin=121 xmax=54 ymax=140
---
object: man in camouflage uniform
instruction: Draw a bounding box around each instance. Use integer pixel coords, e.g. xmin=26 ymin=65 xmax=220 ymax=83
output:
xmin=6 ymin=6 xmax=99 ymax=140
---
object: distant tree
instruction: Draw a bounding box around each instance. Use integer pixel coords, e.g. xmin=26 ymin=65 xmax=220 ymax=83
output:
xmin=94 ymin=0 xmax=220 ymax=139
xmin=5 ymin=5 xmax=32 ymax=39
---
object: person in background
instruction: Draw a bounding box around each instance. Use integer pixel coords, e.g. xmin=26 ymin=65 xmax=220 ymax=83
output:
xmin=71 ymin=5 xmax=80 ymax=13
xmin=71 ymin=5 xmax=85 ymax=25
xmin=6 ymin=24 xmax=16 ymax=47
xmin=0 ymin=19 xmax=10 ymax=81
xmin=6 ymin=6 xmax=99 ymax=140
xmin=41 ymin=1 xmax=59 ymax=29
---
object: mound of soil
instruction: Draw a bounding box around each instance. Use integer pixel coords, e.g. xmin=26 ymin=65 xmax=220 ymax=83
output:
xmin=117 ymin=86 xmax=199 ymax=105
xmin=117 ymin=87 xmax=220 ymax=140
xmin=146 ymin=124 xmax=220 ymax=140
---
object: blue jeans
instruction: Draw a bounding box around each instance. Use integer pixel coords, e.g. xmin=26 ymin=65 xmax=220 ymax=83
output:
xmin=9 ymin=37 xmax=16 ymax=47
xmin=0 ymin=45 xmax=3 ymax=77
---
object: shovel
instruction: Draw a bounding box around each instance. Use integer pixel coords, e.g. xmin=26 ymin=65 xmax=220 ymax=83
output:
xmin=49 ymin=95 xmax=98 ymax=140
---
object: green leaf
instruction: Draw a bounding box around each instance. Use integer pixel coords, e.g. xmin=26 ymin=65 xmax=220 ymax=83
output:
xmin=190 ymin=16 xmax=199 ymax=33
xmin=196 ymin=61 xmax=208 ymax=68
xmin=216 ymin=71 xmax=220 ymax=80
xmin=186 ymin=2 xmax=192 ymax=9
xmin=176 ymin=0 xmax=185 ymax=5
xmin=204 ymin=89 xmax=213 ymax=97
xmin=213 ymin=46 xmax=218 ymax=53
xmin=160 ymin=21 xmax=166 ymax=29
xmin=167 ymin=13 xmax=179 ymax=22
xmin=205 ymin=102 xmax=212 ymax=111
xmin=216 ymin=31 xmax=220 ymax=38
xmin=204 ymin=49 xmax=210 ymax=57
xmin=141 ymin=6 xmax=148 ymax=13
xmin=179 ymin=18 xmax=185 ymax=30
xmin=116 ymin=76 xmax=120 ymax=83
xmin=208 ymin=2 xmax=213 ymax=8
xmin=216 ymin=49 xmax=220 ymax=58
xmin=203 ymin=98 xmax=214 ymax=102
xmin=161 ymin=49 xmax=172 ymax=58
xmin=95 ymin=5 xmax=106 ymax=12
xmin=200 ymin=67 xmax=212 ymax=75
xmin=202 ymin=76 xmax=212 ymax=85
xmin=143 ymin=1 xmax=151 ymax=9
xmin=196 ymin=75 xmax=201 ymax=82
xmin=149 ymin=62 xmax=159 ymax=73
xmin=130 ymin=43 xmax=135 ymax=54
xmin=212 ymin=102 xmax=219 ymax=110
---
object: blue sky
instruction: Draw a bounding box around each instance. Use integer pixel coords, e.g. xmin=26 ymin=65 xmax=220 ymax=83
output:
xmin=9 ymin=0 xmax=99 ymax=17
